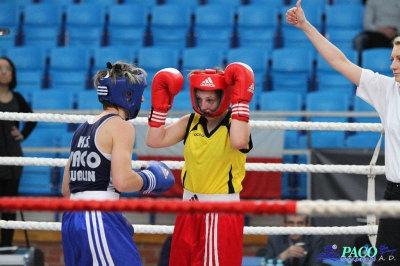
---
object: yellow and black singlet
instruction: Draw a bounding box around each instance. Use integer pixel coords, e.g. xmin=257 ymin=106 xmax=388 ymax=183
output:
xmin=181 ymin=110 xmax=253 ymax=195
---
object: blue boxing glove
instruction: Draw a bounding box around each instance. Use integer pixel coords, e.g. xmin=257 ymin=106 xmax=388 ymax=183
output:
xmin=138 ymin=161 xmax=175 ymax=194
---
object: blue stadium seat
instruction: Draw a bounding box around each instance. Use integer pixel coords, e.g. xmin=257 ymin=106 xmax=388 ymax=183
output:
xmin=326 ymin=4 xmax=364 ymax=27
xmin=20 ymin=127 xmax=60 ymax=196
xmin=0 ymin=3 xmax=21 ymax=34
xmin=48 ymin=46 xmax=91 ymax=91
xmin=281 ymin=154 xmax=295 ymax=199
xmin=226 ymin=47 xmax=269 ymax=83
xmin=20 ymin=127 xmax=65 ymax=189
xmin=1 ymin=0 xmax=34 ymax=4
xmin=21 ymin=128 xmax=60 ymax=150
xmin=280 ymin=4 xmax=324 ymax=48
xmin=259 ymin=91 xmax=303 ymax=112
xmin=324 ymin=4 xmax=364 ymax=49
xmin=306 ymin=91 xmax=350 ymax=148
xmin=281 ymin=154 xmax=308 ymax=199
xmin=181 ymin=47 xmax=225 ymax=70
xmin=31 ymin=90 xmax=75 ymax=111
xmin=31 ymin=90 xmax=75 ymax=132
xmin=193 ymin=5 xmax=236 ymax=49
xmin=226 ymin=47 xmax=270 ymax=108
xmin=347 ymin=133 xmax=384 ymax=149
xmin=236 ymin=5 xmax=279 ymax=50
xmin=64 ymin=3 xmax=107 ymax=48
xmin=76 ymin=90 xmax=102 ymax=111
xmin=347 ymin=95 xmax=383 ymax=149
xmin=0 ymin=27 xmax=19 ymax=52
xmin=136 ymin=47 xmax=181 ymax=89
xmin=307 ymin=91 xmax=350 ymax=112
xmin=269 ymin=48 xmax=314 ymax=97
xmin=163 ymin=0 xmax=199 ymax=10
xmin=82 ymin=0 xmax=118 ymax=5
xmin=293 ymin=154 xmax=308 ymax=199
xmin=315 ymin=48 xmax=358 ymax=94
xmin=247 ymin=0 xmax=284 ymax=8
xmin=149 ymin=5 xmax=192 ymax=49
xmin=39 ymin=0 xmax=76 ymax=5
xmin=91 ymin=46 xmax=137 ymax=76
xmin=326 ymin=28 xmax=363 ymax=50
xmin=19 ymin=165 xmax=56 ymax=196
xmin=121 ymin=0 xmax=158 ymax=9
xmin=181 ymin=47 xmax=226 ymax=90
xmin=58 ymin=130 xmax=75 ymax=158
xmin=5 ymin=46 xmax=47 ymax=91
xmin=59 ymin=130 xmax=74 ymax=150
xmin=361 ymin=48 xmax=393 ymax=77
xmin=139 ymin=88 xmax=152 ymax=113
xmin=204 ymin=0 xmax=242 ymax=8
xmin=55 ymin=129 xmax=77 ymax=194
xmin=107 ymin=3 xmax=149 ymax=47
xmin=22 ymin=3 xmax=64 ymax=49
xmin=259 ymin=91 xmax=304 ymax=149
xmin=285 ymin=0 xmax=328 ymax=9
xmin=352 ymin=96 xmax=379 ymax=123
xmin=170 ymin=90 xmax=192 ymax=111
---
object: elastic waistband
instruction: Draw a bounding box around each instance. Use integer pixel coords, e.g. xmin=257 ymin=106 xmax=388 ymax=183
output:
xmin=183 ymin=189 xmax=240 ymax=202
xmin=70 ymin=191 xmax=120 ymax=201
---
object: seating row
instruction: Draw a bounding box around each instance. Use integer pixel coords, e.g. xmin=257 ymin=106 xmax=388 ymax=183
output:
xmin=1 ymin=45 xmax=392 ymax=111
xmin=22 ymin=88 xmax=382 ymax=148
xmin=0 ymin=1 xmax=365 ymax=52
xmin=264 ymin=91 xmax=382 ymax=150
xmin=1 ymin=0 xmax=364 ymax=9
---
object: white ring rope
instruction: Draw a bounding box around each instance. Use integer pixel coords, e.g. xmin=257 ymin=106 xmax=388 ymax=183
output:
xmin=0 ymin=111 xmax=386 ymax=236
xmin=0 ymin=220 xmax=378 ymax=235
xmin=0 ymin=111 xmax=383 ymax=132
xmin=0 ymin=157 xmax=386 ymax=175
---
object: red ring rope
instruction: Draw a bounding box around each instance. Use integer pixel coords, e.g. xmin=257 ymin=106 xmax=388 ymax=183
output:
xmin=0 ymin=197 xmax=297 ymax=215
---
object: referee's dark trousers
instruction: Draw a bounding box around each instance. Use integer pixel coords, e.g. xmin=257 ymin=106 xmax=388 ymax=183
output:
xmin=374 ymin=181 xmax=400 ymax=266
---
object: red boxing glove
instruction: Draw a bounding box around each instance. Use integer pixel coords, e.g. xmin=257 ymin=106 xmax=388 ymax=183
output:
xmin=148 ymin=68 xmax=184 ymax=127
xmin=224 ymin=62 xmax=255 ymax=123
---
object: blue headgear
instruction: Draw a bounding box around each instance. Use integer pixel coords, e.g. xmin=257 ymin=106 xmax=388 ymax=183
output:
xmin=97 ymin=74 xmax=147 ymax=120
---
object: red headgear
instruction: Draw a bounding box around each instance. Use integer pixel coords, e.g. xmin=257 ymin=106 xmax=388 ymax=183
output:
xmin=189 ymin=69 xmax=232 ymax=117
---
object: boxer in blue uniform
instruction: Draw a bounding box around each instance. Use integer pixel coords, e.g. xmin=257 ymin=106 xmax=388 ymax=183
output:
xmin=61 ymin=61 xmax=177 ymax=266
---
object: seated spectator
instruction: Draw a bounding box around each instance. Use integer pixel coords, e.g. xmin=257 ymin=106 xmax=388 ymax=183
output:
xmin=264 ymin=214 xmax=325 ymax=266
xmin=353 ymin=0 xmax=400 ymax=52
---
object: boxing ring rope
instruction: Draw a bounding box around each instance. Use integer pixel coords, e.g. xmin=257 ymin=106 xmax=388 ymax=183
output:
xmin=1 ymin=197 xmax=400 ymax=217
xmin=0 ymin=156 xmax=386 ymax=175
xmin=0 ymin=220 xmax=379 ymax=236
xmin=0 ymin=111 xmax=384 ymax=132
xmin=0 ymin=111 xmax=387 ymax=237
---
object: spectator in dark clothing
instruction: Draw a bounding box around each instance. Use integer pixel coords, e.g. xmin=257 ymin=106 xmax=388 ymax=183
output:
xmin=265 ymin=215 xmax=325 ymax=266
xmin=353 ymin=0 xmax=400 ymax=52
xmin=0 ymin=56 xmax=37 ymax=247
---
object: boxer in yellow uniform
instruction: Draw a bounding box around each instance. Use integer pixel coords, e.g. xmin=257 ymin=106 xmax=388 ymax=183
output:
xmin=146 ymin=63 xmax=254 ymax=266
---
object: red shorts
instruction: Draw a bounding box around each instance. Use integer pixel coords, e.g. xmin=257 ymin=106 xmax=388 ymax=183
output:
xmin=170 ymin=212 xmax=244 ymax=266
